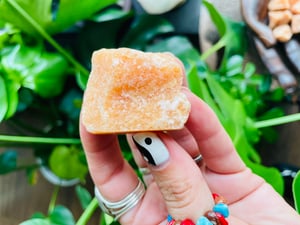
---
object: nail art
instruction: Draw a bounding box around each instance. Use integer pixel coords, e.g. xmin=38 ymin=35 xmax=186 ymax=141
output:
xmin=132 ymin=132 xmax=170 ymax=166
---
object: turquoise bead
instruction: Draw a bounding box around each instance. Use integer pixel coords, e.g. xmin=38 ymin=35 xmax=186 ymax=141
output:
xmin=213 ymin=203 xmax=229 ymax=218
xmin=196 ymin=216 xmax=213 ymax=225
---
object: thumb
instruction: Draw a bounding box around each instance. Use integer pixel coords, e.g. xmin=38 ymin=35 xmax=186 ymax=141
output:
xmin=131 ymin=132 xmax=214 ymax=222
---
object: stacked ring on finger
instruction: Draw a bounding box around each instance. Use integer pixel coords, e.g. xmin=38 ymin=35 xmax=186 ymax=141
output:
xmin=94 ymin=178 xmax=146 ymax=220
xmin=193 ymin=154 xmax=203 ymax=164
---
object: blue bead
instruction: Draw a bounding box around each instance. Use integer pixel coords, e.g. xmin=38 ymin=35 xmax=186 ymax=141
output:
xmin=213 ymin=203 xmax=229 ymax=218
xmin=196 ymin=216 xmax=213 ymax=225
xmin=167 ymin=214 xmax=173 ymax=222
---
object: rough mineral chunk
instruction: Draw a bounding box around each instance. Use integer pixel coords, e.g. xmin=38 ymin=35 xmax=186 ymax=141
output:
xmin=81 ymin=48 xmax=191 ymax=134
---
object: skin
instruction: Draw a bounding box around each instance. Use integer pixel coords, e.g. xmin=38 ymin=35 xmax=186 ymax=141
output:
xmin=80 ymin=88 xmax=300 ymax=225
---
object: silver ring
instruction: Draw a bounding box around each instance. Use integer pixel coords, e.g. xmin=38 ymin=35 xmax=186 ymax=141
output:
xmin=94 ymin=178 xmax=145 ymax=220
xmin=139 ymin=167 xmax=151 ymax=176
xmin=193 ymin=154 xmax=203 ymax=164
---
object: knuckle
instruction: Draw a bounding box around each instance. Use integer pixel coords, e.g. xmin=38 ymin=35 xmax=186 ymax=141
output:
xmin=161 ymin=178 xmax=195 ymax=209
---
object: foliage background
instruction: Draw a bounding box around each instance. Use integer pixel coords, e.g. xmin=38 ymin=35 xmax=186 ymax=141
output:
xmin=0 ymin=0 xmax=299 ymax=224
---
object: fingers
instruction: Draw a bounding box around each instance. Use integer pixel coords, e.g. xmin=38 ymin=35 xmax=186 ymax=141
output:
xmin=80 ymin=122 xmax=138 ymax=200
xmin=182 ymin=89 xmax=246 ymax=174
xmin=131 ymin=132 xmax=214 ymax=221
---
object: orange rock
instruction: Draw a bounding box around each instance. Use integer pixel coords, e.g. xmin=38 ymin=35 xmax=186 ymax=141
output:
xmin=291 ymin=1 xmax=300 ymax=13
xmin=81 ymin=48 xmax=191 ymax=134
xmin=291 ymin=14 xmax=300 ymax=33
xmin=268 ymin=0 xmax=290 ymax=11
xmin=268 ymin=10 xmax=292 ymax=28
xmin=273 ymin=24 xmax=293 ymax=42
xmin=289 ymin=0 xmax=300 ymax=7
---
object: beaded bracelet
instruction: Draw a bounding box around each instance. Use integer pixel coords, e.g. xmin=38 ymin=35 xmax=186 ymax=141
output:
xmin=167 ymin=193 xmax=229 ymax=225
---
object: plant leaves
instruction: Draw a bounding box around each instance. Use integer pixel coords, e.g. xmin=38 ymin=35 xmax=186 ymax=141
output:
xmin=0 ymin=0 xmax=52 ymax=36
xmin=49 ymin=205 xmax=75 ymax=225
xmin=49 ymin=145 xmax=88 ymax=180
xmin=19 ymin=218 xmax=51 ymax=225
xmin=0 ymin=150 xmax=17 ymax=174
xmin=146 ymin=36 xmax=200 ymax=69
xmin=293 ymin=171 xmax=300 ymax=213
xmin=202 ymin=1 xmax=246 ymax=68
xmin=22 ymin=52 xmax=68 ymax=97
xmin=1 ymin=44 xmax=68 ymax=98
xmin=0 ymin=0 xmax=118 ymax=35
xmin=0 ymin=76 xmax=8 ymax=121
xmin=75 ymin=185 xmax=92 ymax=210
xmin=76 ymin=7 xmax=133 ymax=69
xmin=121 ymin=15 xmax=174 ymax=50
xmin=47 ymin=0 xmax=118 ymax=34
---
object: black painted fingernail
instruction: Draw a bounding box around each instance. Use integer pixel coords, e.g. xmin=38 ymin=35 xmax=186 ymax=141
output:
xmin=132 ymin=132 xmax=169 ymax=166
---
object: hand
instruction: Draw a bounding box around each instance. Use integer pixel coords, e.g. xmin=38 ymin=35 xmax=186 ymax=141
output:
xmin=241 ymin=0 xmax=299 ymax=94
xmin=80 ymin=88 xmax=300 ymax=225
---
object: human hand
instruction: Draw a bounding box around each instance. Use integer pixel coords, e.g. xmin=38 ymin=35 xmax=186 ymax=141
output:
xmin=241 ymin=0 xmax=299 ymax=94
xmin=80 ymin=88 xmax=300 ymax=225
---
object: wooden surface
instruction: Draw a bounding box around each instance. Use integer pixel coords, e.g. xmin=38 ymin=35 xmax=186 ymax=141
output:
xmin=0 ymin=153 xmax=100 ymax=224
xmin=0 ymin=120 xmax=100 ymax=225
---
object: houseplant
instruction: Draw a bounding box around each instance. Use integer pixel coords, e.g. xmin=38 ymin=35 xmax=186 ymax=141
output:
xmin=0 ymin=0 xmax=299 ymax=224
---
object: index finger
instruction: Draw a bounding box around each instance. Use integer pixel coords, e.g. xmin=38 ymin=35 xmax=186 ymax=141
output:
xmin=183 ymin=89 xmax=246 ymax=174
xmin=79 ymin=122 xmax=138 ymax=201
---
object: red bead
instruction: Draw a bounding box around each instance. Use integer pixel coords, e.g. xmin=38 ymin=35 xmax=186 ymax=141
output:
xmin=212 ymin=193 xmax=227 ymax=204
xmin=215 ymin=212 xmax=228 ymax=225
xmin=212 ymin=193 xmax=220 ymax=200
xmin=180 ymin=219 xmax=195 ymax=225
xmin=167 ymin=219 xmax=176 ymax=225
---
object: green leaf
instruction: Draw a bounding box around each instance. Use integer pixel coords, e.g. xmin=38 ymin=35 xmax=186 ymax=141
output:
xmin=49 ymin=145 xmax=88 ymax=180
xmin=59 ymin=88 xmax=82 ymax=121
xmin=49 ymin=205 xmax=75 ymax=225
xmin=75 ymin=185 xmax=92 ymax=210
xmin=1 ymin=44 xmax=68 ymax=98
xmin=19 ymin=218 xmax=51 ymax=225
xmin=100 ymin=213 xmax=119 ymax=225
xmin=22 ymin=52 xmax=68 ymax=98
xmin=293 ymin=171 xmax=300 ymax=213
xmin=17 ymin=88 xmax=34 ymax=112
xmin=91 ymin=7 xmax=132 ymax=23
xmin=3 ymin=79 xmax=19 ymax=119
xmin=201 ymin=1 xmax=246 ymax=66
xmin=30 ymin=212 xmax=46 ymax=219
xmin=202 ymin=0 xmax=226 ymax=36
xmin=0 ymin=0 xmax=118 ymax=35
xmin=76 ymin=8 xmax=133 ymax=69
xmin=0 ymin=0 xmax=52 ymax=36
xmin=121 ymin=15 xmax=174 ymax=50
xmin=47 ymin=0 xmax=118 ymax=34
xmin=0 ymin=150 xmax=17 ymax=174
xmin=26 ymin=167 xmax=38 ymax=185
xmin=146 ymin=36 xmax=200 ymax=68
xmin=243 ymin=62 xmax=256 ymax=79
xmin=223 ymin=55 xmax=243 ymax=77
xmin=0 ymin=76 xmax=8 ymax=121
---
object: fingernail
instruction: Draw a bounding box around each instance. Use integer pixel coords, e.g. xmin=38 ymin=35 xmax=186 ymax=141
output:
xmin=132 ymin=132 xmax=169 ymax=166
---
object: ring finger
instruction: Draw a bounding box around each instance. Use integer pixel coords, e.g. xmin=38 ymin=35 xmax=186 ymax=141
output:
xmin=80 ymin=122 xmax=143 ymax=223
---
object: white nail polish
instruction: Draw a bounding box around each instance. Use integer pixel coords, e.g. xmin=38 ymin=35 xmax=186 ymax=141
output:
xmin=132 ymin=132 xmax=170 ymax=166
